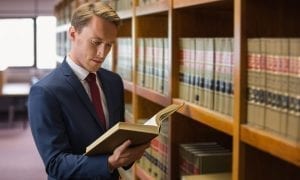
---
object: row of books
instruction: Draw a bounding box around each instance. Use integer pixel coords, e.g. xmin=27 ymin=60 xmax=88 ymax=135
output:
xmin=139 ymin=0 xmax=164 ymax=6
xmin=54 ymin=0 xmax=167 ymax=27
xmin=56 ymin=31 xmax=70 ymax=58
xmin=124 ymin=103 xmax=133 ymax=122
xmin=179 ymin=38 xmax=234 ymax=117
xmin=247 ymin=38 xmax=300 ymax=142
xmin=55 ymin=0 xmax=130 ymax=26
xmin=111 ymin=0 xmax=132 ymax=11
xmin=55 ymin=0 xmax=90 ymax=26
xmin=137 ymin=38 xmax=169 ymax=95
xmin=102 ymin=50 xmax=113 ymax=71
xmin=136 ymin=119 xmax=169 ymax=180
xmin=116 ymin=38 xmax=133 ymax=82
xmin=103 ymin=0 xmax=163 ymax=11
xmin=179 ymin=142 xmax=232 ymax=176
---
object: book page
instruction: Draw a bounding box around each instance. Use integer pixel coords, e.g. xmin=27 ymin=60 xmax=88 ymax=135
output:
xmin=143 ymin=103 xmax=184 ymax=126
xmin=143 ymin=115 xmax=157 ymax=126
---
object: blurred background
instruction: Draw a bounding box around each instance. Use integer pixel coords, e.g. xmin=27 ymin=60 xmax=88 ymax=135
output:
xmin=0 ymin=0 xmax=56 ymax=179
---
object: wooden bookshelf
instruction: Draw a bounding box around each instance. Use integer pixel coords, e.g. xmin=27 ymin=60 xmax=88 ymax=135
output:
xmin=54 ymin=0 xmax=300 ymax=180
xmin=241 ymin=125 xmax=300 ymax=167
xmin=123 ymin=80 xmax=134 ymax=92
xmin=136 ymin=85 xmax=170 ymax=107
xmin=173 ymin=0 xmax=223 ymax=9
xmin=136 ymin=0 xmax=169 ymax=16
xmin=173 ymin=98 xmax=233 ymax=135
xmin=117 ymin=9 xmax=132 ymax=19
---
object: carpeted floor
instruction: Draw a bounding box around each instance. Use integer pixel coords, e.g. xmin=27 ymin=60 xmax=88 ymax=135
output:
xmin=0 ymin=122 xmax=47 ymax=180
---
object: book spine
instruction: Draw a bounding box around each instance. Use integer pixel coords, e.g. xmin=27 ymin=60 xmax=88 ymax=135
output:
xmin=203 ymin=38 xmax=215 ymax=110
xmin=223 ymin=38 xmax=234 ymax=116
xmin=279 ymin=38 xmax=289 ymax=136
xmin=214 ymin=38 xmax=223 ymax=113
xmin=265 ymin=39 xmax=282 ymax=134
xmin=137 ymin=38 xmax=146 ymax=86
xmin=247 ymin=38 xmax=265 ymax=127
xmin=163 ymin=38 xmax=169 ymax=95
xmin=287 ymin=38 xmax=300 ymax=142
xmin=179 ymin=38 xmax=190 ymax=101
xmin=179 ymin=142 xmax=232 ymax=176
xmin=145 ymin=38 xmax=154 ymax=89
xmin=188 ymin=39 xmax=196 ymax=103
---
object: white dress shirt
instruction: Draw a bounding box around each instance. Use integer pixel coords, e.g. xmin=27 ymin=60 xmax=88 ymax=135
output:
xmin=66 ymin=56 xmax=109 ymax=128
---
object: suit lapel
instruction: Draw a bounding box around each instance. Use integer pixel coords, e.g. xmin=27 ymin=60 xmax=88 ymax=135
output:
xmin=59 ymin=59 xmax=105 ymax=131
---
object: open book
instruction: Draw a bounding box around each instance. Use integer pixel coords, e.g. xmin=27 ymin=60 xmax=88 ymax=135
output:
xmin=85 ymin=103 xmax=184 ymax=156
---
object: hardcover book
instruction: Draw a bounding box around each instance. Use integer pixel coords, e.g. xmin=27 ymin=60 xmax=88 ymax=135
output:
xmin=85 ymin=103 xmax=184 ymax=155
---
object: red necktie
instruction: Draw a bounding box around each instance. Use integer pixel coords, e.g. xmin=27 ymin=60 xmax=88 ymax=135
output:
xmin=85 ymin=73 xmax=106 ymax=128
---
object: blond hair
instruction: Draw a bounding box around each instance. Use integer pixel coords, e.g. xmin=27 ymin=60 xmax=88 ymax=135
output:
xmin=71 ymin=2 xmax=120 ymax=33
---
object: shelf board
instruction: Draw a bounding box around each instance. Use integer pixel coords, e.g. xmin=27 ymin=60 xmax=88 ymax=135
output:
xmin=136 ymin=0 xmax=169 ymax=16
xmin=135 ymin=164 xmax=154 ymax=180
xmin=123 ymin=80 xmax=134 ymax=92
xmin=117 ymin=9 xmax=132 ymax=19
xmin=241 ymin=125 xmax=300 ymax=167
xmin=136 ymin=86 xmax=170 ymax=106
xmin=172 ymin=98 xmax=233 ymax=135
xmin=173 ymin=0 xmax=223 ymax=9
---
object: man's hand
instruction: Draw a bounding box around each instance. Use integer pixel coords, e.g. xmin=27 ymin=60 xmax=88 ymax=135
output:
xmin=107 ymin=140 xmax=150 ymax=171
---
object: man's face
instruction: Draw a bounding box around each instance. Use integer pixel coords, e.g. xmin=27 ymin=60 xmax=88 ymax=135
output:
xmin=69 ymin=15 xmax=117 ymax=72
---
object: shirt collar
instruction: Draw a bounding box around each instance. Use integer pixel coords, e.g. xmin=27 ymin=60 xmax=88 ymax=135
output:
xmin=66 ymin=55 xmax=91 ymax=81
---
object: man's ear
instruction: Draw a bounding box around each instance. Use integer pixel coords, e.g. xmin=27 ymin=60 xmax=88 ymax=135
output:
xmin=69 ymin=26 xmax=77 ymax=41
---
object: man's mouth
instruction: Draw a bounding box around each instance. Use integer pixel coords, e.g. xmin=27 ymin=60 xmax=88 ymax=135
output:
xmin=91 ymin=58 xmax=102 ymax=64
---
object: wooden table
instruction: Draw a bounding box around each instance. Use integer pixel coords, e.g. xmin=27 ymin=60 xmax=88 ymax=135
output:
xmin=0 ymin=83 xmax=30 ymax=128
xmin=1 ymin=83 xmax=30 ymax=96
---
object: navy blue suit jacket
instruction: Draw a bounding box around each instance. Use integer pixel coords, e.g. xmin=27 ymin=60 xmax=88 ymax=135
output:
xmin=28 ymin=60 xmax=124 ymax=179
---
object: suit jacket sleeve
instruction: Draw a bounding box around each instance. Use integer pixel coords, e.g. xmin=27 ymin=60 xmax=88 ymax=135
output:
xmin=28 ymin=81 xmax=120 ymax=179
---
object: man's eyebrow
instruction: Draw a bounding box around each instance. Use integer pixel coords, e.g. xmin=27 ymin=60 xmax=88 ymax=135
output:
xmin=91 ymin=37 xmax=116 ymax=44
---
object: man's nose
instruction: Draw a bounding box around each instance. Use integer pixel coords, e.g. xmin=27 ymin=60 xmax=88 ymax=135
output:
xmin=96 ymin=44 xmax=106 ymax=58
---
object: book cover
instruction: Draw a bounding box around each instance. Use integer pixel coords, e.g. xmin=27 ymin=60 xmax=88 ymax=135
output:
xmin=85 ymin=103 xmax=184 ymax=155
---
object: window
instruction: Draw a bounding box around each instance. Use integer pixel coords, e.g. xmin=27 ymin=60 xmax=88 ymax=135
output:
xmin=0 ymin=16 xmax=57 ymax=70
xmin=0 ymin=18 xmax=34 ymax=68
xmin=36 ymin=16 xmax=57 ymax=69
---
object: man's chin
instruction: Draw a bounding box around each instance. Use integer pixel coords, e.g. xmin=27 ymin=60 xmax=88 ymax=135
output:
xmin=89 ymin=65 xmax=102 ymax=72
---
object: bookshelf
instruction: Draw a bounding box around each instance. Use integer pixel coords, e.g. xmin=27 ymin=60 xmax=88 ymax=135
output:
xmin=54 ymin=0 xmax=300 ymax=180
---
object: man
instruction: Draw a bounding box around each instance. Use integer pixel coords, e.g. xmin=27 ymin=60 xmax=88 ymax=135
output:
xmin=28 ymin=2 xmax=149 ymax=179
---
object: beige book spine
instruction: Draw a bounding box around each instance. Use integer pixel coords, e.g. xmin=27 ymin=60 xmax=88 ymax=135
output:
xmin=195 ymin=38 xmax=205 ymax=106
xmin=265 ymin=39 xmax=281 ymax=133
xmin=203 ymin=38 xmax=215 ymax=110
xmin=287 ymin=38 xmax=300 ymax=142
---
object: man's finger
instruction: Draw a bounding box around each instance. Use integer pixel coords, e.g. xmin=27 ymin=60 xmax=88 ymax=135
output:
xmin=116 ymin=139 xmax=132 ymax=153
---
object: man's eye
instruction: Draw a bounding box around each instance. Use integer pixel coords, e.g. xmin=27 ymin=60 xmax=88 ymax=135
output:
xmin=91 ymin=40 xmax=101 ymax=46
xmin=106 ymin=43 xmax=112 ymax=48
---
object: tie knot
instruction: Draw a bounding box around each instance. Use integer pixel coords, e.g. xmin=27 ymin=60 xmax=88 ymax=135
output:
xmin=86 ymin=73 xmax=96 ymax=83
